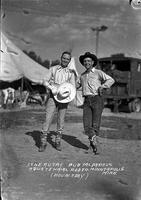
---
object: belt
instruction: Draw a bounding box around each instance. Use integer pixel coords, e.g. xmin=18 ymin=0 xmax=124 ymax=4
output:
xmin=84 ymin=94 xmax=101 ymax=98
xmin=84 ymin=95 xmax=95 ymax=98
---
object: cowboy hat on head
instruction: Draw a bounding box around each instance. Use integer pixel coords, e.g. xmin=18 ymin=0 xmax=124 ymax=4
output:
xmin=54 ymin=82 xmax=76 ymax=103
xmin=79 ymin=52 xmax=98 ymax=67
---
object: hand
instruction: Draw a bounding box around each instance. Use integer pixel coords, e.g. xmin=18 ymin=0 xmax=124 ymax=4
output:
xmin=98 ymin=87 xmax=103 ymax=96
xmin=42 ymin=80 xmax=49 ymax=87
xmin=51 ymin=85 xmax=58 ymax=95
xmin=39 ymin=80 xmax=44 ymax=85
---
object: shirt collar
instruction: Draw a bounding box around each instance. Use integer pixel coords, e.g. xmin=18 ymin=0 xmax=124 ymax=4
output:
xmin=91 ymin=67 xmax=96 ymax=72
xmin=83 ymin=67 xmax=95 ymax=75
xmin=57 ymin=65 xmax=69 ymax=71
xmin=57 ymin=65 xmax=62 ymax=70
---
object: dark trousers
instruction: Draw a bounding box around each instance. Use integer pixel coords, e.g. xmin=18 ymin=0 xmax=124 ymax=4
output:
xmin=83 ymin=95 xmax=104 ymax=138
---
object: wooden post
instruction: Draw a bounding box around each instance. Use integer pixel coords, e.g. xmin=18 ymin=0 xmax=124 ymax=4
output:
xmin=20 ymin=77 xmax=24 ymax=103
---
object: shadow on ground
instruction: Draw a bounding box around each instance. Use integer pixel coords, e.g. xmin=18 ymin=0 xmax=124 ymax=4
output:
xmin=25 ymin=131 xmax=55 ymax=149
xmin=25 ymin=130 xmax=88 ymax=151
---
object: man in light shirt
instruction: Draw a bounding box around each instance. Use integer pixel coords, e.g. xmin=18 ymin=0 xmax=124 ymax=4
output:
xmin=78 ymin=52 xmax=115 ymax=154
xmin=39 ymin=51 xmax=76 ymax=152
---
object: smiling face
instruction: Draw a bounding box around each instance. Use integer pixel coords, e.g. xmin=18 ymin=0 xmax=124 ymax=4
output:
xmin=61 ymin=53 xmax=71 ymax=68
xmin=83 ymin=57 xmax=94 ymax=71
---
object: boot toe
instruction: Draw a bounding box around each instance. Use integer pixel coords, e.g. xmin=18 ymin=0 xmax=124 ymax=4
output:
xmin=38 ymin=144 xmax=47 ymax=152
xmin=55 ymin=142 xmax=62 ymax=151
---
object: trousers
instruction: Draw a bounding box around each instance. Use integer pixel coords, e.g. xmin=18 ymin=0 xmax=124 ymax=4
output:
xmin=83 ymin=95 xmax=104 ymax=138
xmin=42 ymin=95 xmax=68 ymax=134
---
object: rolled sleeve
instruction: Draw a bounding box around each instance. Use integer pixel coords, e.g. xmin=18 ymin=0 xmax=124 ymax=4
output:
xmin=101 ymin=71 xmax=115 ymax=89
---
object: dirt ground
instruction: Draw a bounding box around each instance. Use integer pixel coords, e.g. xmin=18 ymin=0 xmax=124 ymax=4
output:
xmin=1 ymin=105 xmax=141 ymax=200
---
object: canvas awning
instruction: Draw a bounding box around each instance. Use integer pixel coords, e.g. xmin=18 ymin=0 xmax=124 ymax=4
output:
xmin=0 ymin=33 xmax=51 ymax=83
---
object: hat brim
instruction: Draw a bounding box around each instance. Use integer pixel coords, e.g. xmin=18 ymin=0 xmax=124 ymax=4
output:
xmin=79 ymin=53 xmax=97 ymax=67
xmin=54 ymin=82 xmax=76 ymax=103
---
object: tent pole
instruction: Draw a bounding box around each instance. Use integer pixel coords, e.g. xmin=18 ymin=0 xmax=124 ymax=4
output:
xmin=20 ymin=77 xmax=24 ymax=103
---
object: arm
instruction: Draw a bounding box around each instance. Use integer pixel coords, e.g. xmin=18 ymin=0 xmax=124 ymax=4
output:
xmin=100 ymin=71 xmax=115 ymax=89
xmin=69 ymin=72 xmax=82 ymax=90
xmin=76 ymin=76 xmax=82 ymax=90
xmin=98 ymin=71 xmax=115 ymax=96
xmin=39 ymin=68 xmax=52 ymax=87
xmin=41 ymin=67 xmax=58 ymax=94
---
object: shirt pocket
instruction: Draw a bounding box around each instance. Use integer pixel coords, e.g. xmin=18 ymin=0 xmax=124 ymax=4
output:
xmin=88 ymin=77 xmax=100 ymax=91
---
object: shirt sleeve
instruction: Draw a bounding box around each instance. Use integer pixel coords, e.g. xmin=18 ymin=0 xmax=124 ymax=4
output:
xmin=41 ymin=67 xmax=54 ymax=89
xmin=100 ymin=70 xmax=115 ymax=89
xmin=76 ymin=75 xmax=82 ymax=89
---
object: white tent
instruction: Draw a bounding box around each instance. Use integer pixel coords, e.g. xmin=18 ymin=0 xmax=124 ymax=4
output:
xmin=0 ymin=33 xmax=51 ymax=83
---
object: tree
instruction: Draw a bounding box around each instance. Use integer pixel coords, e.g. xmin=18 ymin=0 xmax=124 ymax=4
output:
xmin=42 ymin=60 xmax=50 ymax=69
xmin=23 ymin=50 xmax=50 ymax=68
xmin=51 ymin=59 xmax=60 ymax=66
xmin=28 ymin=51 xmax=38 ymax=61
xmin=37 ymin=55 xmax=42 ymax=65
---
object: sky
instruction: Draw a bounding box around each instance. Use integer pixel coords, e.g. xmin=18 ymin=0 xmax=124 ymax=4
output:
xmin=1 ymin=0 xmax=141 ymax=73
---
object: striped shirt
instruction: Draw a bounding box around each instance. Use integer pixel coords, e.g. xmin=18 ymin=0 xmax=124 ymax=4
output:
xmin=80 ymin=68 xmax=115 ymax=96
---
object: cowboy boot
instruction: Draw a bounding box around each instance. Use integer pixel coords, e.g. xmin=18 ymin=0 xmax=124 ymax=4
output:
xmin=89 ymin=135 xmax=97 ymax=154
xmin=39 ymin=132 xmax=48 ymax=152
xmin=55 ymin=134 xmax=62 ymax=151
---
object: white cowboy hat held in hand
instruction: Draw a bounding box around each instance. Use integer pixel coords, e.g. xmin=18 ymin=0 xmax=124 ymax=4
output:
xmin=54 ymin=82 xmax=76 ymax=103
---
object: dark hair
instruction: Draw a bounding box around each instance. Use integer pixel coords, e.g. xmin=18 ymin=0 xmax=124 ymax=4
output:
xmin=61 ymin=51 xmax=71 ymax=58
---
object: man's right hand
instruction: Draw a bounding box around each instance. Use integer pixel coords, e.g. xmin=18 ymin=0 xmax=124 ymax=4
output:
xmin=50 ymin=85 xmax=58 ymax=95
xmin=98 ymin=87 xmax=103 ymax=96
xmin=42 ymin=80 xmax=58 ymax=95
xmin=42 ymin=80 xmax=50 ymax=87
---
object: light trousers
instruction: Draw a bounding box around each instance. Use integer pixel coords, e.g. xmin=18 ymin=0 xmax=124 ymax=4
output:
xmin=42 ymin=96 xmax=68 ymax=135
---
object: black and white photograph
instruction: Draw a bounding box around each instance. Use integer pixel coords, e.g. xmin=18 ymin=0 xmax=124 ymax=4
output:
xmin=1 ymin=0 xmax=141 ymax=200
